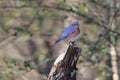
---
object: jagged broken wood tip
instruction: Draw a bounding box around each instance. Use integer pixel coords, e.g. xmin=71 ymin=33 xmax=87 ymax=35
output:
xmin=48 ymin=43 xmax=82 ymax=80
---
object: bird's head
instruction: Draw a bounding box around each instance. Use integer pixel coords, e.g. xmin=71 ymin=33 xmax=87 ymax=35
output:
xmin=70 ymin=20 xmax=79 ymax=27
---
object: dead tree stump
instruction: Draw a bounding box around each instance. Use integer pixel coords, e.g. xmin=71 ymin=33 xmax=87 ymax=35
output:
xmin=48 ymin=44 xmax=82 ymax=80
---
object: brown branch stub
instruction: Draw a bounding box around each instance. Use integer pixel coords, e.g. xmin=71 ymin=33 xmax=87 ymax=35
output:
xmin=48 ymin=44 xmax=82 ymax=80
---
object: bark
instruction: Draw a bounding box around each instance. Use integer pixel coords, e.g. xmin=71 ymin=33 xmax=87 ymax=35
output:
xmin=48 ymin=44 xmax=82 ymax=80
xmin=110 ymin=44 xmax=119 ymax=80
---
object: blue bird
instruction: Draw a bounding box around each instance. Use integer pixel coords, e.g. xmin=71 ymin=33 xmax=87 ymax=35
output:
xmin=53 ymin=20 xmax=80 ymax=46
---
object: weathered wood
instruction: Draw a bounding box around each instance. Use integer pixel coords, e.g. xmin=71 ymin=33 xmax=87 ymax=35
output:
xmin=48 ymin=44 xmax=82 ymax=80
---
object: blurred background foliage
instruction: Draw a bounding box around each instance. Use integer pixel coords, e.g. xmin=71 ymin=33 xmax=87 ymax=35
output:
xmin=0 ymin=0 xmax=120 ymax=80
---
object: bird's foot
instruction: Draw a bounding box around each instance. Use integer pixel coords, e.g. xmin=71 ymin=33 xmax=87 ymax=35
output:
xmin=69 ymin=41 xmax=75 ymax=45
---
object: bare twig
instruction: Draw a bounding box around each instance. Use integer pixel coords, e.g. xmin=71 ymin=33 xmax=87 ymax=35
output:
xmin=0 ymin=4 xmax=120 ymax=36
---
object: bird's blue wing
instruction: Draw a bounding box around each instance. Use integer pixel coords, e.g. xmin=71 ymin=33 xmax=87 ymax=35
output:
xmin=54 ymin=27 xmax=76 ymax=45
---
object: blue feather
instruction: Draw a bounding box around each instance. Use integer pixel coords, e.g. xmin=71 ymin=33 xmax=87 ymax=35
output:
xmin=54 ymin=27 xmax=76 ymax=45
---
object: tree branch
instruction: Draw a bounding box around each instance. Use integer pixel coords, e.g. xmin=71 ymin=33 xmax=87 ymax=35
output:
xmin=1 ymin=5 xmax=120 ymax=36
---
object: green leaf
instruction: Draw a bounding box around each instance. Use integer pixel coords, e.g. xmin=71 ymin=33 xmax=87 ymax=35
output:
xmin=76 ymin=9 xmax=84 ymax=15
xmin=3 ymin=17 xmax=13 ymax=26
xmin=101 ymin=70 xmax=107 ymax=76
xmin=57 ymin=3 xmax=72 ymax=10
xmin=110 ymin=35 xmax=116 ymax=45
xmin=84 ymin=7 xmax=89 ymax=13
xmin=39 ymin=53 xmax=46 ymax=61
xmin=111 ymin=20 xmax=116 ymax=29
xmin=101 ymin=48 xmax=109 ymax=56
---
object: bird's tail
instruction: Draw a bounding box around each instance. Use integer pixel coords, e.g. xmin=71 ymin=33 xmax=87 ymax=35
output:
xmin=51 ymin=39 xmax=62 ymax=47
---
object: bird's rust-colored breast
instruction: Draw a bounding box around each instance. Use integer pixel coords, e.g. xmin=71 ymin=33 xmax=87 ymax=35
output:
xmin=66 ymin=27 xmax=80 ymax=40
